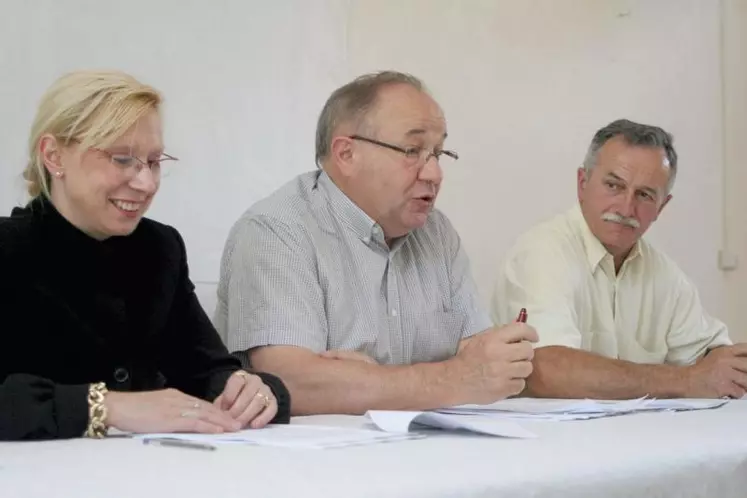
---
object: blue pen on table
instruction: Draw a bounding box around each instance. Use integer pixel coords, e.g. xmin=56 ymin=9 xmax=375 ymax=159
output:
xmin=142 ymin=437 xmax=217 ymax=451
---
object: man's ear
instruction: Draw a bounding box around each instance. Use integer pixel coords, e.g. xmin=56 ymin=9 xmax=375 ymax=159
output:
xmin=576 ymin=167 xmax=588 ymax=201
xmin=330 ymin=135 xmax=356 ymax=178
xmin=656 ymin=193 xmax=673 ymax=219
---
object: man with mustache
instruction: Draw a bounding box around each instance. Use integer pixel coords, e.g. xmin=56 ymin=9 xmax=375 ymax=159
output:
xmin=215 ymin=71 xmax=537 ymax=415
xmin=492 ymin=119 xmax=744 ymax=399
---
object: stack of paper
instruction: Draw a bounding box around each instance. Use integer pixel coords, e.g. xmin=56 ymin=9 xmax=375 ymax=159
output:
xmin=640 ymin=398 xmax=730 ymax=411
xmin=366 ymin=398 xmax=729 ymax=437
xmin=365 ymin=410 xmax=537 ymax=438
xmin=436 ymin=397 xmax=728 ymax=421
xmin=135 ymin=424 xmax=423 ymax=449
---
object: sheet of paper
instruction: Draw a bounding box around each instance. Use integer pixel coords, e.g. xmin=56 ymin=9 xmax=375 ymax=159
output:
xmin=436 ymin=409 xmax=612 ymax=421
xmin=635 ymin=398 xmax=728 ymax=411
xmin=437 ymin=397 xmax=728 ymax=421
xmin=441 ymin=397 xmax=650 ymax=415
xmin=135 ymin=424 xmax=424 ymax=449
xmin=366 ymin=410 xmax=537 ymax=438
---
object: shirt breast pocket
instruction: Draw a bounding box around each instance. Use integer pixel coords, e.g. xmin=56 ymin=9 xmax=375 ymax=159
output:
xmin=620 ymin=337 xmax=668 ymax=365
xmin=411 ymin=311 xmax=465 ymax=364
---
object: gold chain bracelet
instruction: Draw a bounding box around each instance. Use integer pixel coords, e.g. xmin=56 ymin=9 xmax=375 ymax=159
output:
xmin=83 ymin=382 xmax=109 ymax=438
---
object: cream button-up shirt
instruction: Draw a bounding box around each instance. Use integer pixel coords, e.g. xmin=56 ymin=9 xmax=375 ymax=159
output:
xmin=492 ymin=205 xmax=731 ymax=365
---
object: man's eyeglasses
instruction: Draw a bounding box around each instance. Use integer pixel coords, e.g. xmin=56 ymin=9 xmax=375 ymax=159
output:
xmin=348 ymin=135 xmax=458 ymax=166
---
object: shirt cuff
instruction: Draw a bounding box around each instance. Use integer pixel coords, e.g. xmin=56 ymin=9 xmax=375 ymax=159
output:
xmin=54 ymin=383 xmax=91 ymax=439
xmin=256 ymin=371 xmax=291 ymax=424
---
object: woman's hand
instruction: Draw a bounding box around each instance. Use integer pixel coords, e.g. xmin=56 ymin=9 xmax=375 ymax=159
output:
xmin=213 ymin=370 xmax=278 ymax=429
xmin=104 ymin=389 xmax=242 ymax=434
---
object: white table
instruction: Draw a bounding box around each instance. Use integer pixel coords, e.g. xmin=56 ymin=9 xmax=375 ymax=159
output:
xmin=2 ymin=402 xmax=746 ymax=498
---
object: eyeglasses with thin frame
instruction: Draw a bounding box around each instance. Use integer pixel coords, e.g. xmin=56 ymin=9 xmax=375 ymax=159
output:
xmin=90 ymin=147 xmax=179 ymax=179
xmin=348 ymin=135 xmax=458 ymax=166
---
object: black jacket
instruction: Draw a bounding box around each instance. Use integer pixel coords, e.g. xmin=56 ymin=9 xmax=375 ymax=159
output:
xmin=0 ymin=197 xmax=290 ymax=440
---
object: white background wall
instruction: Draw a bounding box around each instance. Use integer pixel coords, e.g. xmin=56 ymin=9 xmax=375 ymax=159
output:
xmin=0 ymin=0 xmax=742 ymax=338
xmin=723 ymin=0 xmax=747 ymax=341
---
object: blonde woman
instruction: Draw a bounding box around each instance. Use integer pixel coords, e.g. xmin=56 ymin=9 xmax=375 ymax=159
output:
xmin=0 ymin=70 xmax=289 ymax=440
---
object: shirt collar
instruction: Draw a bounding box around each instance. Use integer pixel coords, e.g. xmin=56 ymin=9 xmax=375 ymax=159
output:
xmin=570 ymin=203 xmax=641 ymax=273
xmin=11 ymin=195 xmax=128 ymax=266
xmin=317 ymin=171 xmax=381 ymax=244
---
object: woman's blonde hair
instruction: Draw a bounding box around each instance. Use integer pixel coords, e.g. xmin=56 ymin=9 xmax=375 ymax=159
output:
xmin=23 ymin=70 xmax=162 ymax=199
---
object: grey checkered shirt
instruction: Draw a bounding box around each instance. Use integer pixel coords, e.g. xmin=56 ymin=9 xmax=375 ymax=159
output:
xmin=214 ymin=170 xmax=491 ymax=365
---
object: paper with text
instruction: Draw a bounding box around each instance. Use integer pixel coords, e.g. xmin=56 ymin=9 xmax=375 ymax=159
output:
xmin=436 ymin=397 xmax=728 ymax=421
xmin=366 ymin=410 xmax=537 ymax=438
xmin=135 ymin=424 xmax=424 ymax=449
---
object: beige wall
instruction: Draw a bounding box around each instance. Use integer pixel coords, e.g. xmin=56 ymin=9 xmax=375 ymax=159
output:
xmin=722 ymin=0 xmax=747 ymax=341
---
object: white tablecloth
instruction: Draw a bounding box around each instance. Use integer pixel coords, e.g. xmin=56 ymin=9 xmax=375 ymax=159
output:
xmin=2 ymin=402 xmax=746 ymax=498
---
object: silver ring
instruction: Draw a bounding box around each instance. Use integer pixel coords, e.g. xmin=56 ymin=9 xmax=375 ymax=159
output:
xmin=255 ymin=392 xmax=271 ymax=407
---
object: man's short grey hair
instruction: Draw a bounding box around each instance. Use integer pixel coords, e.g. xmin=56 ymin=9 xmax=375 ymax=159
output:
xmin=583 ymin=119 xmax=678 ymax=193
xmin=315 ymin=71 xmax=426 ymax=167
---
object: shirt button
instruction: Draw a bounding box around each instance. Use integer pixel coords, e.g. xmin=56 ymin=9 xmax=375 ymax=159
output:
xmin=363 ymin=237 xmax=370 ymax=244
xmin=391 ymin=309 xmax=398 ymax=317
xmin=113 ymin=367 xmax=130 ymax=383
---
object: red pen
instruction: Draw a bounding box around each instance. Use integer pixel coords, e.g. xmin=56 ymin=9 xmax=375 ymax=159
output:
xmin=517 ymin=308 xmax=527 ymax=323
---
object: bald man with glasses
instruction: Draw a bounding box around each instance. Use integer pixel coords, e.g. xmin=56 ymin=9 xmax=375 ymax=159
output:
xmin=215 ymin=71 xmax=536 ymax=416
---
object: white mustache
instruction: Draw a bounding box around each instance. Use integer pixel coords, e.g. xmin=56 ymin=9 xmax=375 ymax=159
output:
xmin=602 ymin=212 xmax=640 ymax=228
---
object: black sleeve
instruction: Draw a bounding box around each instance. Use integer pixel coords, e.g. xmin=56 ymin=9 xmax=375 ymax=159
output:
xmin=256 ymin=371 xmax=291 ymax=424
xmin=158 ymin=228 xmax=291 ymax=423
xmin=0 ymin=236 xmax=90 ymax=440
xmin=0 ymin=374 xmax=90 ymax=441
